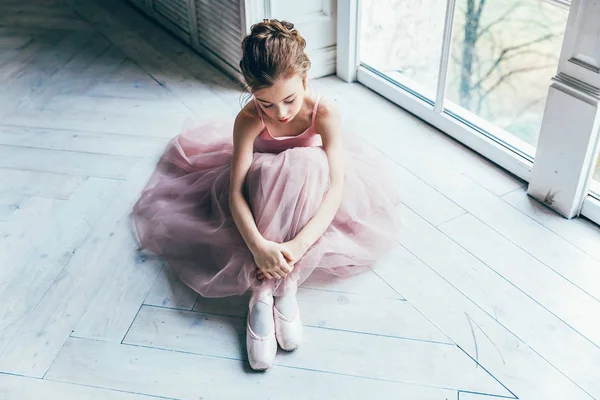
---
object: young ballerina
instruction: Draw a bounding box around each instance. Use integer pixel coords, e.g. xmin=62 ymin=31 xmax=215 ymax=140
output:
xmin=133 ymin=19 xmax=401 ymax=371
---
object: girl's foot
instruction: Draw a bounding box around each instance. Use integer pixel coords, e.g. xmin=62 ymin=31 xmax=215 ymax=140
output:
xmin=247 ymin=290 xmax=277 ymax=371
xmin=274 ymin=284 xmax=303 ymax=351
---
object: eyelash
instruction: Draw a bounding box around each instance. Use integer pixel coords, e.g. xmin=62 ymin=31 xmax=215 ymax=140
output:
xmin=263 ymin=98 xmax=295 ymax=108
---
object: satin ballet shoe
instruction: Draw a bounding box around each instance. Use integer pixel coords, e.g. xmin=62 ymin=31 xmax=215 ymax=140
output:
xmin=274 ymin=301 xmax=303 ymax=351
xmin=246 ymin=291 xmax=277 ymax=371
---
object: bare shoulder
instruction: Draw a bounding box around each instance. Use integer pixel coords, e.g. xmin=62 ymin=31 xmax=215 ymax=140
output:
xmin=314 ymin=97 xmax=341 ymax=134
xmin=234 ymin=102 xmax=263 ymax=143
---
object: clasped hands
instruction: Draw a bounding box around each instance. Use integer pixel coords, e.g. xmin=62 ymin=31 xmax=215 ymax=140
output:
xmin=251 ymin=238 xmax=306 ymax=280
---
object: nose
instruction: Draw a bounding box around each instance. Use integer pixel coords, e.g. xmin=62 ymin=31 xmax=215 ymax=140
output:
xmin=275 ymin=105 xmax=287 ymax=119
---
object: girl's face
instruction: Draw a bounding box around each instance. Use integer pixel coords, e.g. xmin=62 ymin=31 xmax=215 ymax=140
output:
xmin=253 ymin=75 xmax=306 ymax=124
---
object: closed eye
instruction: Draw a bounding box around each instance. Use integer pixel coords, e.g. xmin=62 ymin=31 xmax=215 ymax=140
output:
xmin=260 ymin=97 xmax=295 ymax=108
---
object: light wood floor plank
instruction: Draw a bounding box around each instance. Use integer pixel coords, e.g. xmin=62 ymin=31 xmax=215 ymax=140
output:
xmin=503 ymin=188 xmax=600 ymax=262
xmin=0 ymin=145 xmax=140 ymax=178
xmin=0 ymin=196 xmax=65 ymax=278
xmin=42 ymin=94 xmax=191 ymax=120
xmin=144 ymin=265 xmax=199 ymax=310
xmin=439 ymin=213 xmax=600 ymax=347
xmin=0 ymin=192 xmax=29 ymax=221
xmin=0 ymin=374 xmax=175 ymax=400
xmin=301 ymin=267 xmax=402 ymax=298
xmin=122 ymin=306 xmax=509 ymax=396
xmin=400 ymin=205 xmax=600 ymax=397
xmin=86 ymin=59 xmax=174 ymax=101
xmin=3 ymin=112 xmax=185 ymax=138
xmin=46 ymin=337 xmax=459 ymax=400
xmin=0 ymin=13 xmax=93 ymax=32
xmin=192 ymin=288 xmax=450 ymax=344
xmin=15 ymin=33 xmax=111 ymax=111
xmin=0 ymin=125 xmax=169 ymax=157
xmin=0 ymin=35 xmax=32 ymax=50
xmin=71 ymin=234 xmax=164 ymax=342
xmin=0 ymin=30 xmax=95 ymax=115
xmin=0 ymin=160 xmax=158 ymax=376
xmin=0 ymin=34 xmax=62 ymax=83
xmin=0 ymin=168 xmax=84 ymax=199
xmin=0 ymin=177 xmax=122 ymax=356
xmin=375 ymin=246 xmax=592 ymax=400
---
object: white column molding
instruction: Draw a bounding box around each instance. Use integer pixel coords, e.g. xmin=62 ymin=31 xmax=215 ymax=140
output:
xmin=336 ymin=0 xmax=358 ymax=82
xmin=528 ymin=0 xmax=600 ymax=218
xmin=558 ymin=0 xmax=600 ymax=88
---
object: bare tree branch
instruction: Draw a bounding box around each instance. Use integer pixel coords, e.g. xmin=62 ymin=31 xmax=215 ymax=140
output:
xmin=471 ymin=33 xmax=558 ymax=91
xmin=450 ymin=0 xmax=564 ymax=131
xmin=478 ymin=64 xmax=556 ymax=107
xmin=500 ymin=49 xmax=558 ymax=61
xmin=474 ymin=0 xmax=488 ymax=29
xmin=476 ymin=2 xmax=522 ymax=42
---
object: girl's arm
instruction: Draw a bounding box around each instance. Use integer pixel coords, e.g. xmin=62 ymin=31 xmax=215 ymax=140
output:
xmin=229 ymin=111 xmax=294 ymax=280
xmin=285 ymin=100 xmax=345 ymax=258
xmin=229 ymin=113 xmax=263 ymax=253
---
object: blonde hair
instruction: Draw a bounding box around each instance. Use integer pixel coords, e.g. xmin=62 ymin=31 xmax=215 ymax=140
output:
xmin=239 ymin=19 xmax=311 ymax=93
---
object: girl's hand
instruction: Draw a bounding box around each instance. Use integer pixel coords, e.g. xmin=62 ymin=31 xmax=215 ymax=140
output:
xmin=256 ymin=239 xmax=306 ymax=280
xmin=281 ymin=239 xmax=307 ymax=265
xmin=252 ymin=239 xmax=295 ymax=280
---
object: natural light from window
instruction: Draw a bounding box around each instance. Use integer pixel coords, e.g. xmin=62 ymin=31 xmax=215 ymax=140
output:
xmin=360 ymin=0 xmax=568 ymax=156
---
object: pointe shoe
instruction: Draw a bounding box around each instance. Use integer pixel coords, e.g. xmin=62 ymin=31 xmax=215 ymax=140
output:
xmin=274 ymin=301 xmax=303 ymax=351
xmin=247 ymin=292 xmax=277 ymax=371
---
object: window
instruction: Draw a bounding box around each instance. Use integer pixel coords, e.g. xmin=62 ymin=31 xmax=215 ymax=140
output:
xmin=359 ymin=0 xmax=567 ymax=159
xmin=342 ymin=0 xmax=600 ymax=224
xmin=446 ymin=1 xmax=567 ymax=154
xmin=360 ymin=0 xmax=446 ymax=103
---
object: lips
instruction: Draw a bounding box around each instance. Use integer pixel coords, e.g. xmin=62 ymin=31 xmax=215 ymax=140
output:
xmin=279 ymin=117 xmax=290 ymax=123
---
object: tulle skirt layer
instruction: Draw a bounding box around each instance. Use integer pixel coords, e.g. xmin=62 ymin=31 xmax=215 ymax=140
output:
xmin=133 ymin=123 xmax=401 ymax=297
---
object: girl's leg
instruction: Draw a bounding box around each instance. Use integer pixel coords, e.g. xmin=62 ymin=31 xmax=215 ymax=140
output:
xmin=274 ymin=278 xmax=303 ymax=351
xmin=247 ymin=280 xmax=277 ymax=371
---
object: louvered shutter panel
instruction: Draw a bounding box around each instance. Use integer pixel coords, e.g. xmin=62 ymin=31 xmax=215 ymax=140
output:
xmin=153 ymin=0 xmax=191 ymax=35
xmin=151 ymin=0 xmax=190 ymax=43
xmin=195 ymin=0 xmax=244 ymax=71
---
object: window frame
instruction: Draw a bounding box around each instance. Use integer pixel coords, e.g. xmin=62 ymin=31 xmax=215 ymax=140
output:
xmin=337 ymin=0 xmax=600 ymax=225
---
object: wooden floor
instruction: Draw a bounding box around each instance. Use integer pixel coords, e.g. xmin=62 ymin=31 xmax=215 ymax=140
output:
xmin=1 ymin=1 xmax=600 ymax=399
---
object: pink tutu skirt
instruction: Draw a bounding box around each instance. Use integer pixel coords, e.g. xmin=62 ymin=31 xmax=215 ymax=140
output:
xmin=133 ymin=122 xmax=402 ymax=297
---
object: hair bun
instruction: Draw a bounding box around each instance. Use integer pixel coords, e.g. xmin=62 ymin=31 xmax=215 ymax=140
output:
xmin=249 ymin=19 xmax=304 ymax=47
xmin=240 ymin=19 xmax=311 ymax=92
xmin=279 ymin=20 xmax=295 ymax=32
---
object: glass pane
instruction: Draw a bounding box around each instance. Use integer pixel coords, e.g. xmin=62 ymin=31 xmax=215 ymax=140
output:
xmin=446 ymin=0 xmax=568 ymax=152
xmin=359 ymin=0 xmax=447 ymax=102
